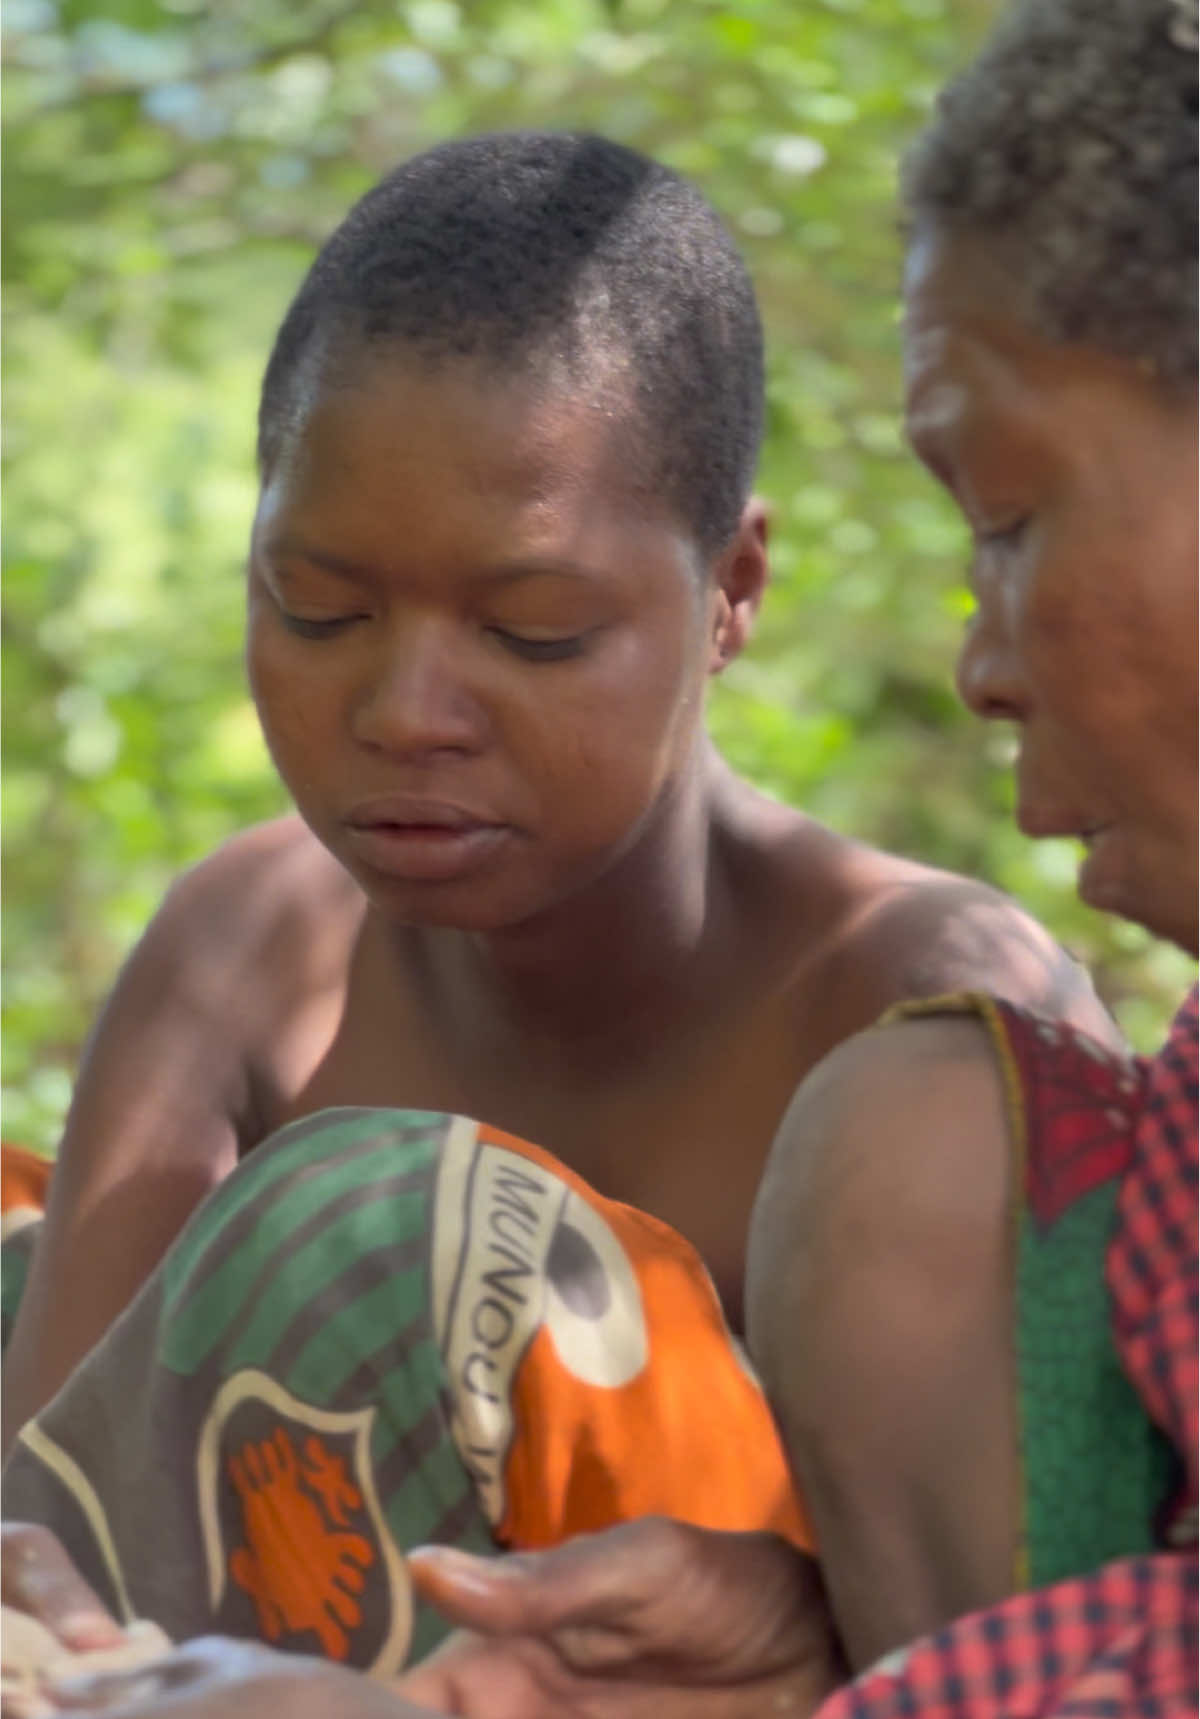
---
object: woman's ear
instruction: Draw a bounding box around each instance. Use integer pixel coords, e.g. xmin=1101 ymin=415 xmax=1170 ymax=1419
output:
xmin=709 ymin=499 xmax=770 ymax=674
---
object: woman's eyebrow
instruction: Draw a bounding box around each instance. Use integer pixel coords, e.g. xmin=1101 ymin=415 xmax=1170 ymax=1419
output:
xmin=259 ymin=537 xmax=377 ymax=582
xmin=258 ymin=538 xmax=603 ymax=589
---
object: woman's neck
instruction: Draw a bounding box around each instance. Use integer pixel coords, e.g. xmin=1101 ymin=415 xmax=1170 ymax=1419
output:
xmin=387 ymin=744 xmax=752 ymax=1064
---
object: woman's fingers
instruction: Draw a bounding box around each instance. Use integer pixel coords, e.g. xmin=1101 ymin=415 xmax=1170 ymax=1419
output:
xmin=0 ymin=1525 xmax=124 ymax=1653
xmin=407 ymin=1517 xmax=697 ymax=1645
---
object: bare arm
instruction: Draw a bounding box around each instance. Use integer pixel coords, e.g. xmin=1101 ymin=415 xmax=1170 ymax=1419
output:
xmin=2 ymin=866 xmax=253 ymax=1455
xmin=1 ymin=821 xmax=357 ymax=1457
xmin=745 ymin=1016 xmax=1020 ymax=1672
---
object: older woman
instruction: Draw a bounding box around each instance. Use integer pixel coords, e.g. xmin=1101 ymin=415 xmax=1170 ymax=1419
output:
xmin=745 ymin=0 xmax=1198 ymax=1679
xmin=5 ymin=0 xmax=1194 ymax=1715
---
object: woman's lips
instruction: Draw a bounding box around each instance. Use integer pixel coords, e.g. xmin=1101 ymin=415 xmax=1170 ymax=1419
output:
xmin=343 ymin=801 xmax=510 ymax=881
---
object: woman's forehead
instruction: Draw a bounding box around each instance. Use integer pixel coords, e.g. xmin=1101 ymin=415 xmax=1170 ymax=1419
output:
xmin=901 ymin=228 xmax=1160 ymax=443
xmin=253 ymin=353 xmax=704 ymax=584
xmin=268 ymin=355 xmax=636 ymax=507
xmin=902 ymin=226 xmax=1189 ymax=402
xmin=903 ymin=230 xmax=1042 ymax=361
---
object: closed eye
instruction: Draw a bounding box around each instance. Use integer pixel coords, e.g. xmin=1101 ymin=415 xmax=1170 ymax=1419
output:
xmin=488 ymin=627 xmax=590 ymax=662
xmin=278 ymin=612 xmax=365 ymax=639
xmin=976 ymin=517 xmax=1030 ymax=551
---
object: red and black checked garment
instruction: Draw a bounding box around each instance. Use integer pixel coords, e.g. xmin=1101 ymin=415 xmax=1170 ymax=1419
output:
xmin=817 ymin=988 xmax=1198 ymax=1719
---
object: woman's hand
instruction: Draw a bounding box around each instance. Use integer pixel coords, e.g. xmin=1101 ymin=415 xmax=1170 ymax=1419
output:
xmin=399 ymin=1516 xmax=847 ymax=1717
xmin=42 ymin=1637 xmax=432 ymax=1719
xmin=1 ymin=1516 xmax=845 ymax=1718
xmin=1 ymin=1525 xmax=124 ymax=1656
xmin=0 ymin=1521 xmax=172 ymax=1718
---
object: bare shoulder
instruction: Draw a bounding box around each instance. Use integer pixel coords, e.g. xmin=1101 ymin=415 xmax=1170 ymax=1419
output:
xmin=150 ymin=816 xmax=364 ymax=1008
xmin=751 ymin=1012 xmax=1009 ymax=1267
xmin=745 ymin=1013 xmax=1022 ymax=1667
xmin=788 ymin=825 xmax=1120 ymax=1049
xmin=73 ymin=814 xmax=367 ymax=1151
xmin=24 ymin=815 xmax=365 ymax=1213
xmin=746 ymin=1011 xmax=1014 ymax=1418
xmin=0 ymin=818 xmax=367 ymax=1444
xmin=162 ymin=814 xmax=362 ymax=941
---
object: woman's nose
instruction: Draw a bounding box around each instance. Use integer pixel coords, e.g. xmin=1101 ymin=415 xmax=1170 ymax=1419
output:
xmin=954 ymin=605 xmax=1028 ymax=723
xmin=351 ymin=619 xmax=487 ymax=760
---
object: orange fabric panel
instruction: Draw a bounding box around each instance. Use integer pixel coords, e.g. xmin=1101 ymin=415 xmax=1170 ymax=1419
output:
xmin=1 ymin=1144 xmax=51 ymax=1216
xmin=474 ymin=1122 xmax=810 ymax=1552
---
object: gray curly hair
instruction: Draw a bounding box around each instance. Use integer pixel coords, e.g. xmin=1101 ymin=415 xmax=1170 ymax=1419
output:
xmin=902 ymin=0 xmax=1198 ymax=385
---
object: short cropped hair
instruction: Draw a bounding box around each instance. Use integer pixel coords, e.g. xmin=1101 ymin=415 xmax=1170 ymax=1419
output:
xmin=902 ymin=0 xmax=1198 ymax=385
xmin=258 ymin=131 xmax=764 ymax=558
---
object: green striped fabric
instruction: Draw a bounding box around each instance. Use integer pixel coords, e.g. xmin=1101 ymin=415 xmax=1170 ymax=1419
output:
xmin=3 ymin=1109 xmax=495 ymax=1672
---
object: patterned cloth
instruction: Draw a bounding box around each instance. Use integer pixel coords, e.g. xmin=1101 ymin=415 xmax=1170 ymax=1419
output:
xmin=983 ymin=994 xmax=1170 ymax=1586
xmin=0 ymin=1144 xmax=50 ymax=1354
xmin=1108 ymin=992 xmax=1199 ymax=1533
xmin=824 ymin=1555 xmax=1197 ymax=1719
xmin=818 ymin=988 xmax=1198 ymax=1719
xmin=1 ymin=1111 xmax=805 ymax=1674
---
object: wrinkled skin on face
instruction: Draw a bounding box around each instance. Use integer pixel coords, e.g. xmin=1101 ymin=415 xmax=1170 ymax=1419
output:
xmin=903 ymin=229 xmax=1199 ymax=954
xmin=248 ymin=353 xmax=754 ymax=941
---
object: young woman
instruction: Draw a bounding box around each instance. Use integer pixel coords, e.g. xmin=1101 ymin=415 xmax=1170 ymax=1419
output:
xmin=2 ymin=133 xmax=1101 ymax=1454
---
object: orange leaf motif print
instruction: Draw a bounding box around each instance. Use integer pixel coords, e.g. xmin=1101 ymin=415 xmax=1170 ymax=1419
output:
xmin=227 ymin=1427 xmax=375 ymax=1658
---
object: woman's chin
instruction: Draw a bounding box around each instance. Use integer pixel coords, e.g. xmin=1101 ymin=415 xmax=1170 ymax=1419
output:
xmin=1077 ymin=835 xmax=1197 ymax=955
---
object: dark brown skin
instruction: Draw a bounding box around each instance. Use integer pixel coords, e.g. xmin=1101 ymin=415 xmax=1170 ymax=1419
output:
xmin=904 ymin=229 xmax=1198 ymax=953
xmin=1 ymin=354 xmax=1116 ymax=1457
xmin=747 ymin=1013 xmax=1019 ymax=1671
xmin=398 ymin=1523 xmax=845 ymax=1717
xmin=5 ymin=1520 xmax=843 ymax=1718
xmin=747 ymin=227 xmax=1200 ymax=1669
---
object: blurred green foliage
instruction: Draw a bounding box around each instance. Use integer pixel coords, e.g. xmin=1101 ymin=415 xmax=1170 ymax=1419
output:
xmin=4 ymin=0 xmax=1193 ymax=1152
